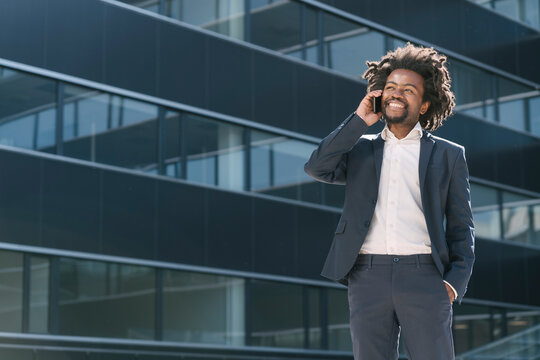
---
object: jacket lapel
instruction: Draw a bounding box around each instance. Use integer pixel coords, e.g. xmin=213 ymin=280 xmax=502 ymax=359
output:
xmin=419 ymin=130 xmax=435 ymax=191
xmin=372 ymin=133 xmax=384 ymax=185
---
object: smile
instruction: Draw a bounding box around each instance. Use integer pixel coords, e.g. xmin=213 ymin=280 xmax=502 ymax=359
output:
xmin=387 ymin=101 xmax=405 ymax=109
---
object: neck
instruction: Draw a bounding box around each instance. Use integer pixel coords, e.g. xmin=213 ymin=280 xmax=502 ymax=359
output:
xmin=387 ymin=122 xmax=418 ymax=139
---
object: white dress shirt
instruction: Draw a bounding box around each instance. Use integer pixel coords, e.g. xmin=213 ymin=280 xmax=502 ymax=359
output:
xmin=360 ymin=122 xmax=458 ymax=299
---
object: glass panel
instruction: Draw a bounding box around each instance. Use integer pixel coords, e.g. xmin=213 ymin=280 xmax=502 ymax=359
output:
xmin=0 ymin=250 xmax=23 ymax=332
xmin=59 ymin=258 xmax=155 ymax=339
xmin=164 ymin=110 xmax=183 ymax=179
xmin=122 ymin=0 xmax=160 ymax=13
xmin=502 ymin=191 xmax=532 ymax=243
xmin=0 ymin=67 xmax=57 ymax=152
xmin=506 ymin=309 xmax=540 ymax=336
xmin=327 ymin=288 xmax=351 ymax=351
xmin=250 ymin=280 xmax=304 ymax=348
xmin=307 ymin=287 xmax=321 ymax=349
xmin=524 ymin=0 xmax=540 ymax=28
xmin=62 ymin=85 xmax=158 ymax=170
xmin=470 ymin=184 xmax=501 ymax=240
xmin=494 ymin=0 xmax=520 ymax=21
xmin=497 ymin=78 xmax=531 ymax=131
xmin=29 ymin=256 xmax=50 ymax=333
xmin=162 ymin=270 xmax=245 ymax=345
xmin=166 ymin=0 xmax=245 ymax=41
xmin=323 ymin=14 xmax=385 ymax=77
xmin=453 ymin=304 xmax=505 ymax=354
xmin=533 ymin=204 xmax=540 ymax=246
xmin=250 ymin=130 xmax=316 ymax=202
xmin=529 ymin=96 xmax=540 ymax=136
xmin=184 ymin=114 xmax=245 ymax=190
xmin=250 ymin=0 xmax=302 ymax=53
xmin=449 ymin=60 xmax=495 ymax=121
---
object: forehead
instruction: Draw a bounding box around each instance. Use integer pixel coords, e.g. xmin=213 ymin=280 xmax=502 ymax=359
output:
xmin=386 ymin=69 xmax=424 ymax=89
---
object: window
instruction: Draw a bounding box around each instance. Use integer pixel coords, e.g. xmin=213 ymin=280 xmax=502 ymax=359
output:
xmin=0 ymin=250 xmax=23 ymax=332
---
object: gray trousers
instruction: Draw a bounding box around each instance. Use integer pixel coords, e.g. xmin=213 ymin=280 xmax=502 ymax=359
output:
xmin=347 ymin=254 xmax=454 ymax=360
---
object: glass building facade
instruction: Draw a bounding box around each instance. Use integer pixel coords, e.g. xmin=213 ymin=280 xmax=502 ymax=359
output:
xmin=0 ymin=0 xmax=538 ymax=359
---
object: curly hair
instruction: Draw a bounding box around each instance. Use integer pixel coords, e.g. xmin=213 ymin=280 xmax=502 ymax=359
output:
xmin=362 ymin=43 xmax=455 ymax=131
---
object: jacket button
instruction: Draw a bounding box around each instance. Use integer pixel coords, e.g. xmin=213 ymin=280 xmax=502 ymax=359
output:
xmin=364 ymin=221 xmax=370 ymax=227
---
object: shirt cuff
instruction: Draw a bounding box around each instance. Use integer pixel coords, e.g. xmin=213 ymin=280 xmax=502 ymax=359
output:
xmin=443 ymin=280 xmax=458 ymax=300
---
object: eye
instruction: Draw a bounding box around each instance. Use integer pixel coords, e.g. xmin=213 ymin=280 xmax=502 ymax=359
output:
xmin=405 ymin=89 xmax=413 ymax=93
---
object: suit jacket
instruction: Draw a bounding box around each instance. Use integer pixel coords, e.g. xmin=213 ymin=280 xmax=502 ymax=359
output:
xmin=304 ymin=112 xmax=475 ymax=303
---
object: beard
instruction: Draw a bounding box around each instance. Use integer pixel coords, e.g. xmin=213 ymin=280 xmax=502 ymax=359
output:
xmin=382 ymin=101 xmax=409 ymax=124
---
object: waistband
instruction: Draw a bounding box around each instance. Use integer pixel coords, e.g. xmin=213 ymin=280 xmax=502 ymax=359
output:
xmin=354 ymin=253 xmax=434 ymax=266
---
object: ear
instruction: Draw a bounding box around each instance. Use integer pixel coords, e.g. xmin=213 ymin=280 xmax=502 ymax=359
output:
xmin=420 ymin=101 xmax=430 ymax=115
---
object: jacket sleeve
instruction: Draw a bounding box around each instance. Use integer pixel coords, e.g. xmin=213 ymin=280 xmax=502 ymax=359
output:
xmin=443 ymin=147 xmax=475 ymax=304
xmin=304 ymin=112 xmax=369 ymax=185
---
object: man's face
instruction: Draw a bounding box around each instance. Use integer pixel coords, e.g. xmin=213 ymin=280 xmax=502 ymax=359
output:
xmin=381 ymin=69 xmax=430 ymax=126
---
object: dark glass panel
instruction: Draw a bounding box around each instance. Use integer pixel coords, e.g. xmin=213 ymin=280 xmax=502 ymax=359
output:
xmin=470 ymin=183 xmax=501 ymax=240
xmin=323 ymin=13 xmax=385 ymax=77
xmin=501 ymin=191 xmax=531 ymax=243
xmin=29 ymin=256 xmax=49 ymax=333
xmin=166 ymin=0 xmax=245 ymax=41
xmin=63 ymin=84 xmax=158 ymax=170
xmin=183 ymin=114 xmax=245 ymax=191
xmin=307 ymin=287 xmax=321 ymax=349
xmin=250 ymin=0 xmax=301 ymax=52
xmin=58 ymin=258 xmax=155 ymax=339
xmin=327 ymin=288 xmax=350 ymax=351
xmin=0 ymin=67 xmax=57 ymax=151
xmin=162 ymin=270 xmax=245 ymax=345
xmin=0 ymin=250 xmax=23 ymax=332
xmin=250 ymin=280 xmax=304 ymax=348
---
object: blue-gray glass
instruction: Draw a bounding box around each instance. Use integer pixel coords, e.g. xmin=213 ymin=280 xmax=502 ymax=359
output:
xmin=58 ymin=258 xmax=155 ymax=339
xmin=453 ymin=304 xmax=502 ymax=354
xmin=122 ymin=0 xmax=160 ymax=13
xmin=184 ymin=114 xmax=245 ymax=191
xmin=162 ymin=270 xmax=245 ymax=345
xmin=250 ymin=0 xmax=302 ymax=53
xmin=529 ymin=96 xmax=540 ymax=136
xmin=250 ymin=129 xmax=316 ymax=202
xmin=502 ymin=191 xmax=532 ymax=243
xmin=534 ymin=204 xmax=540 ymax=245
xmin=307 ymin=287 xmax=321 ymax=349
xmin=470 ymin=183 xmax=501 ymax=240
xmin=506 ymin=308 xmax=540 ymax=335
xmin=323 ymin=14 xmax=385 ymax=77
xmin=524 ymin=0 xmax=540 ymax=28
xmin=327 ymin=288 xmax=351 ymax=351
xmin=498 ymin=99 xmax=526 ymax=131
xmin=165 ymin=0 xmax=245 ymax=41
xmin=62 ymin=84 xmax=158 ymax=170
xmin=493 ymin=0 xmax=520 ymax=21
xmin=250 ymin=280 xmax=304 ymax=348
xmin=29 ymin=256 xmax=49 ymax=333
xmin=0 ymin=67 xmax=57 ymax=152
xmin=0 ymin=250 xmax=23 ymax=332
xmin=449 ymin=60 xmax=495 ymax=121
xmin=164 ymin=110 xmax=183 ymax=178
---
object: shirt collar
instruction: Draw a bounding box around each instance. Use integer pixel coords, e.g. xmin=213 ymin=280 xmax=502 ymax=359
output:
xmin=381 ymin=122 xmax=423 ymax=142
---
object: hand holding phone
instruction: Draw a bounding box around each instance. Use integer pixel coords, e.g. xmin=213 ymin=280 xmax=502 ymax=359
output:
xmin=355 ymin=90 xmax=384 ymax=126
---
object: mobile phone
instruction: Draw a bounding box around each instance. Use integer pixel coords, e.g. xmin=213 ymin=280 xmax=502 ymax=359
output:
xmin=373 ymin=95 xmax=382 ymax=113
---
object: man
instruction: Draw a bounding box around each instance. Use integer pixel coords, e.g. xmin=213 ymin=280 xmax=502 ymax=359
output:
xmin=304 ymin=44 xmax=475 ymax=360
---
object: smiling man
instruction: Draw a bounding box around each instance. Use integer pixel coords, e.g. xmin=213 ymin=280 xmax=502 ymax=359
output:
xmin=304 ymin=44 xmax=475 ymax=360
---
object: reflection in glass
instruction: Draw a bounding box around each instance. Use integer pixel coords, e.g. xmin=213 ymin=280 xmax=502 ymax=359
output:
xmin=323 ymin=14 xmax=385 ymax=77
xmin=250 ymin=130 xmax=316 ymax=201
xmin=327 ymin=289 xmax=351 ymax=351
xmin=453 ymin=304 xmax=504 ymax=354
xmin=307 ymin=287 xmax=321 ymax=349
xmin=166 ymin=0 xmax=245 ymax=40
xmin=529 ymin=96 xmax=540 ymax=136
xmin=163 ymin=270 xmax=245 ymax=345
xmin=59 ymin=258 xmax=155 ymax=339
xmin=63 ymin=85 xmax=158 ymax=170
xmin=502 ymin=192 xmax=532 ymax=243
xmin=250 ymin=280 xmax=304 ymax=348
xmin=29 ymin=256 xmax=49 ymax=333
xmin=0 ymin=67 xmax=57 ymax=152
xmin=184 ymin=114 xmax=245 ymax=190
xmin=250 ymin=0 xmax=302 ymax=53
xmin=471 ymin=184 xmax=501 ymax=240
xmin=0 ymin=250 xmax=23 ymax=332
xmin=534 ymin=204 xmax=540 ymax=245
xmin=450 ymin=60 xmax=496 ymax=122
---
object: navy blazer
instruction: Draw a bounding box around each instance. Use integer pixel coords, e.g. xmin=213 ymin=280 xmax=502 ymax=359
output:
xmin=304 ymin=112 xmax=475 ymax=303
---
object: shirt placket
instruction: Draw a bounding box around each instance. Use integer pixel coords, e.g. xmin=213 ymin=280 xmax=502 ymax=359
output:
xmin=386 ymin=140 xmax=401 ymax=254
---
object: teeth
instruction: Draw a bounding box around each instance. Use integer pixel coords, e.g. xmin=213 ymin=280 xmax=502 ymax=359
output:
xmin=388 ymin=102 xmax=404 ymax=108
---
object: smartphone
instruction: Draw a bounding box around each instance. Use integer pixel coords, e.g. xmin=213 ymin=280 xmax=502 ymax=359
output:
xmin=373 ymin=95 xmax=382 ymax=113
